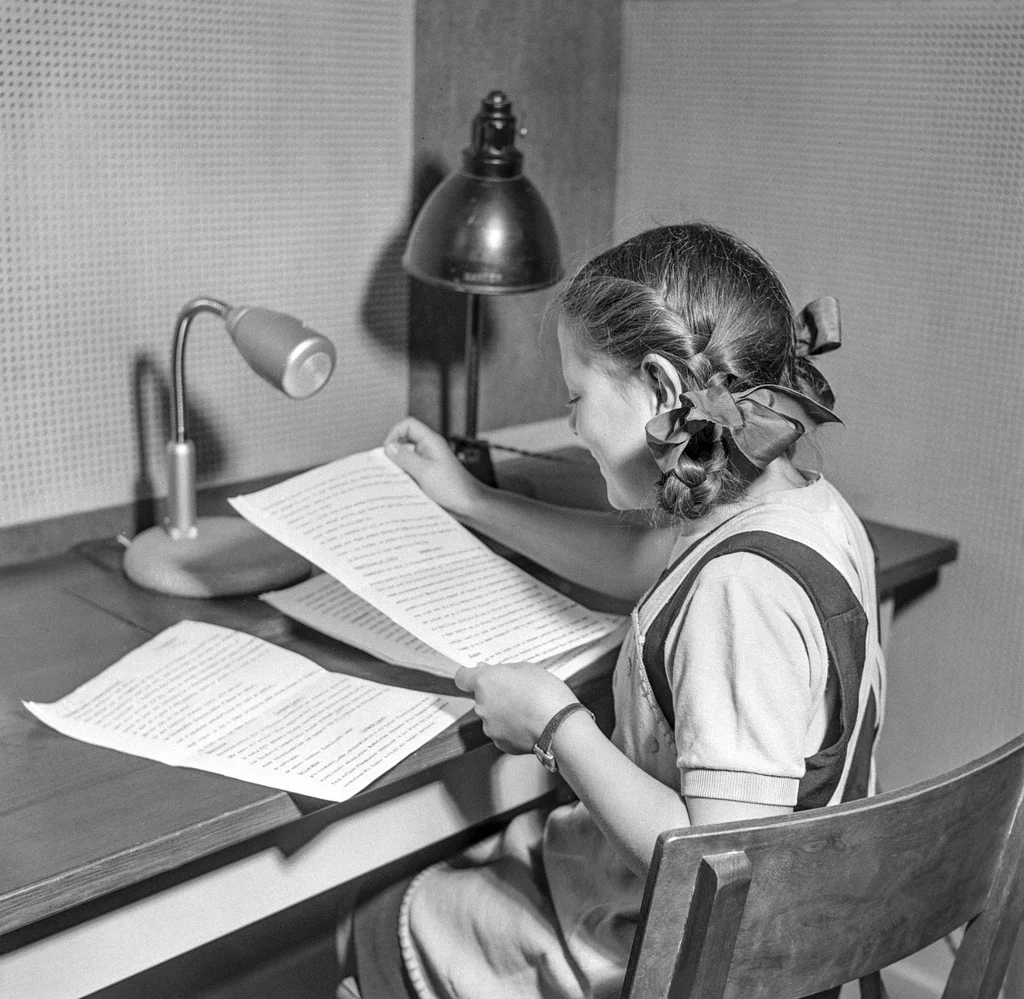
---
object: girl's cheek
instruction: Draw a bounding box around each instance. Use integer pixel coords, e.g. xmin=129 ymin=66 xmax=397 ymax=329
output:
xmin=569 ymin=409 xmax=587 ymax=446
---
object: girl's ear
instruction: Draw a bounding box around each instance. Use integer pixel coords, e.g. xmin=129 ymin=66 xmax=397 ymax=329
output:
xmin=641 ymin=353 xmax=684 ymax=414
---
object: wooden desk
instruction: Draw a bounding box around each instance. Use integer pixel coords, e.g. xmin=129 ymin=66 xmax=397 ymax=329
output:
xmin=0 ymin=508 xmax=957 ymax=997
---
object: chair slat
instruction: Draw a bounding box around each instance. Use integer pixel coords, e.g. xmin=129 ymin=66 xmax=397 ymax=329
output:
xmin=668 ymin=852 xmax=751 ymax=999
xmin=623 ymin=734 xmax=1024 ymax=999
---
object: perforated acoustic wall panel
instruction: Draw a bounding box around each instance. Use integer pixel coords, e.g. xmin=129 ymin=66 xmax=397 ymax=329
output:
xmin=0 ymin=0 xmax=413 ymax=528
xmin=618 ymin=0 xmax=1023 ymax=802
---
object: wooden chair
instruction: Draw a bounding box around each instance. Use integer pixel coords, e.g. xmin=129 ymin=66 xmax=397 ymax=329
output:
xmin=622 ymin=733 xmax=1024 ymax=999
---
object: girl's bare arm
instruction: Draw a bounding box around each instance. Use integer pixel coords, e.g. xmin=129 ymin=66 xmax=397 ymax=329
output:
xmin=458 ymin=487 xmax=674 ymax=601
xmin=385 ymin=417 xmax=676 ymax=602
xmin=550 ymin=711 xmax=790 ymax=877
xmin=456 ymin=663 xmax=790 ymax=879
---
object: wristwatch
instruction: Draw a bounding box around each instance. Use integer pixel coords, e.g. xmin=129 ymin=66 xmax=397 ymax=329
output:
xmin=533 ymin=702 xmax=595 ymax=773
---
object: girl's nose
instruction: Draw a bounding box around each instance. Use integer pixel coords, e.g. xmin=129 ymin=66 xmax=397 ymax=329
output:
xmin=567 ymin=410 xmax=577 ymax=434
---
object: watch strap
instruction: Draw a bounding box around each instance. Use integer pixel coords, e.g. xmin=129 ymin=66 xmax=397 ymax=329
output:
xmin=533 ymin=702 xmax=594 ymax=773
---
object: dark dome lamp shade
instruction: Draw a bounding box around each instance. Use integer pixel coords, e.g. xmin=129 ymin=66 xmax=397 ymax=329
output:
xmin=402 ymin=91 xmax=562 ymax=463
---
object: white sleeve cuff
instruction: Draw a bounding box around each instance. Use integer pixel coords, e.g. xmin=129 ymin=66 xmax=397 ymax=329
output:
xmin=681 ymin=768 xmax=799 ymax=807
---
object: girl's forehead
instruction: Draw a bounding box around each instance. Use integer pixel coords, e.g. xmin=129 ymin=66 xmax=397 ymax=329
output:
xmin=557 ymin=327 xmax=609 ymax=393
xmin=557 ymin=318 xmax=599 ymax=368
xmin=558 ymin=323 xmax=642 ymax=404
xmin=555 ymin=317 xmax=574 ymax=349
xmin=556 ymin=319 xmax=583 ymax=369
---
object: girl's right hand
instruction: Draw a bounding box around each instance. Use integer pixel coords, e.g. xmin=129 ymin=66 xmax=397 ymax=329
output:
xmin=384 ymin=417 xmax=486 ymax=518
xmin=454 ymin=662 xmax=579 ymax=756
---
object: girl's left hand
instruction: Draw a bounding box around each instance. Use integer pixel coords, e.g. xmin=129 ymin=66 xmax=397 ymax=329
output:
xmin=454 ymin=663 xmax=578 ymax=755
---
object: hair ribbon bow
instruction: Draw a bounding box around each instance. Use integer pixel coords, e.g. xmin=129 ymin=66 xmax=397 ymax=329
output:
xmin=794 ymin=296 xmax=841 ymax=409
xmin=645 ymin=379 xmax=842 ymax=473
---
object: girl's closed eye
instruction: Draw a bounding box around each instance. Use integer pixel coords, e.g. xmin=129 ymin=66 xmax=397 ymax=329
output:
xmin=566 ymin=395 xmax=579 ymax=409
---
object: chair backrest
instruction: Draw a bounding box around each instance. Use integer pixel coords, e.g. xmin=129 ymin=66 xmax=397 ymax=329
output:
xmin=621 ymin=733 xmax=1024 ymax=999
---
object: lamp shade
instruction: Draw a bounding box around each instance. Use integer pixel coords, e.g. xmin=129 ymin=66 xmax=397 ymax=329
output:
xmin=402 ymin=91 xmax=562 ymax=294
xmin=225 ymin=306 xmax=335 ymax=399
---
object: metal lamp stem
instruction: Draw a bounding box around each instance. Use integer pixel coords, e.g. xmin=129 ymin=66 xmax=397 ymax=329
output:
xmin=165 ymin=297 xmax=230 ymax=538
xmin=464 ymin=293 xmax=482 ymax=440
xmin=171 ymin=297 xmax=229 ymax=443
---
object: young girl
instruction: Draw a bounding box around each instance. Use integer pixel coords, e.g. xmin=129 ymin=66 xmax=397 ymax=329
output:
xmin=347 ymin=222 xmax=884 ymax=999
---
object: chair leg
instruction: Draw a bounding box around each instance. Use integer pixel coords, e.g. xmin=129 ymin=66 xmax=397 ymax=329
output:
xmin=859 ymin=970 xmax=887 ymax=999
xmin=800 ymin=969 xmax=885 ymax=999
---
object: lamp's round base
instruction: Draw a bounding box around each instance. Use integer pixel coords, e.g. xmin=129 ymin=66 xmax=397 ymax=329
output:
xmin=123 ymin=516 xmax=312 ymax=598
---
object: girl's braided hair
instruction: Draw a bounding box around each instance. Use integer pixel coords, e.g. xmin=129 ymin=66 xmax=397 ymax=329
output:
xmin=558 ymin=223 xmax=815 ymax=520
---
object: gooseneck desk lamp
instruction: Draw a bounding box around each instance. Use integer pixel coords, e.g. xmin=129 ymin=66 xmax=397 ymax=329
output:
xmin=402 ymin=90 xmax=562 ymax=483
xmin=122 ymin=297 xmax=336 ymax=598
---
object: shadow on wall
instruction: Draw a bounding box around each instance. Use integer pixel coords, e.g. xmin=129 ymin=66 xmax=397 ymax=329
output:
xmin=359 ymin=229 xmax=414 ymax=358
xmin=132 ymin=352 xmax=225 ymax=533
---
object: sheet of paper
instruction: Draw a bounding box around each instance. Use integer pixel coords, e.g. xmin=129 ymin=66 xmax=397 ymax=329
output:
xmin=260 ymin=572 xmax=627 ymax=680
xmin=229 ymin=449 xmax=624 ymax=669
xmin=23 ymin=620 xmax=473 ymax=802
xmin=261 ymin=572 xmax=462 ymax=676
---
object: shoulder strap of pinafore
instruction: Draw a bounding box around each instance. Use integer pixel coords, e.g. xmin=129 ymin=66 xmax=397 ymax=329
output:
xmin=642 ymin=529 xmax=878 ymax=808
